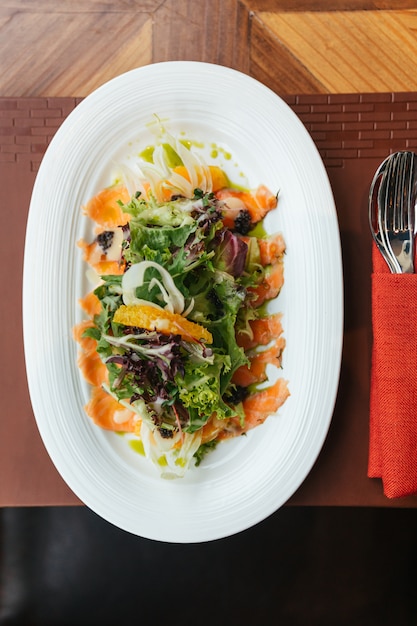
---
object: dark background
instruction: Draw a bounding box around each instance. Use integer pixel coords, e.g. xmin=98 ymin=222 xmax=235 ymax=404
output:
xmin=0 ymin=505 xmax=416 ymax=625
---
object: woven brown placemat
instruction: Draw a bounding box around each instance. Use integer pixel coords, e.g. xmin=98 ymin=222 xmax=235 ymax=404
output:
xmin=2 ymin=94 xmax=417 ymax=507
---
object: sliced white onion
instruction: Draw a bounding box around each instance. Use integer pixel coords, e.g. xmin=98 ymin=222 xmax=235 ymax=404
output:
xmin=140 ymin=421 xmax=202 ymax=479
xmin=85 ymin=268 xmax=103 ymax=288
xmin=118 ymin=161 xmax=149 ymax=199
xmin=116 ymin=124 xmax=214 ymax=202
xmin=165 ymin=171 xmax=194 ymax=198
xmin=122 ymin=261 xmax=185 ymax=314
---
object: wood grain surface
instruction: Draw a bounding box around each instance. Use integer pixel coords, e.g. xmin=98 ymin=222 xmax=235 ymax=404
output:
xmin=2 ymin=0 xmax=417 ymax=97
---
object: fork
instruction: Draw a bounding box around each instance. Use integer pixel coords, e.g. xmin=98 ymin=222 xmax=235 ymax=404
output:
xmin=369 ymin=151 xmax=417 ymax=274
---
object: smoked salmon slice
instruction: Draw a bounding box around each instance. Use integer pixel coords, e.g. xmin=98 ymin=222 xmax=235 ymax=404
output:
xmin=85 ymin=385 xmax=137 ymax=433
xmin=236 ymin=313 xmax=284 ymax=351
xmin=216 ymin=185 xmax=278 ymax=230
xmin=73 ymin=320 xmax=108 ymax=388
xmin=248 ymin=261 xmax=284 ymax=307
xmin=213 ymin=376 xmax=290 ymax=440
xmin=83 ymin=184 xmax=131 ymax=228
xmin=242 ymin=378 xmax=290 ymax=432
xmin=78 ymin=237 xmax=126 ymax=276
xmin=257 ymin=233 xmax=286 ymax=266
xmin=232 ymin=336 xmax=286 ymax=387
xmin=78 ymin=292 xmax=101 ymax=318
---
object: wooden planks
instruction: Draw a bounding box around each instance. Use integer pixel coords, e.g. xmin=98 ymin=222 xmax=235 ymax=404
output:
xmin=250 ymin=10 xmax=417 ymax=94
xmin=152 ymin=0 xmax=250 ymax=71
xmin=0 ymin=11 xmax=153 ymax=97
xmin=0 ymin=0 xmax=250 ymax=97
xmin=1 ymin=2 xmax=417 ymax=97
xmin=0 ymin=0 xmax=163 ymax=11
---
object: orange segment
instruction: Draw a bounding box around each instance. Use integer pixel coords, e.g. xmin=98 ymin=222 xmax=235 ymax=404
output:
xmin=171 ymin=165 xmax=191 ymax=183
xmin=171 ymin=165 xmax=228 ymax=192
xmin=208 ymin=166 xmax=229 ymax=191
xmin=113 ymin=304 xmax=213 ymax=343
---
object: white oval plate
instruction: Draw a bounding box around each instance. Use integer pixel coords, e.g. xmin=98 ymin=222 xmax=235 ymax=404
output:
xmin=23 ymin=62 xmax=343 ymax=543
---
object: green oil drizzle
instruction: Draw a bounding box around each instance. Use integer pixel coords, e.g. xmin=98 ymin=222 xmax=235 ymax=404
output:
xmin=249 ymin=222 xmax=268 ymax=238
xmin=139 ymin=143 xmax=183 ymax=168
xmin=181 ymin=139 xmax=204 ymax=150
xmin=139 ymin=137 xmax=251 ymax=193
xmin=129 ymin=439 xmax=145 ymax=456
xmin=209 ymin=142 xmax=232 ymax=161
xmin=139 ymin=145 xmax=155 ymax=163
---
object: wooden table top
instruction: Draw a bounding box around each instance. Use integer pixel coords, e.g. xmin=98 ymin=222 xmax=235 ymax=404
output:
xmin=3 ymin=0 xmax=417 ymax=98
xmin=2 ymin=0 xmax=417 ymax=510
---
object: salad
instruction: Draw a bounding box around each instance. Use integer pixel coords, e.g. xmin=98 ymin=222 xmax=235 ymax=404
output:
xmin=74 ymin=125 xmax=289 ymax=478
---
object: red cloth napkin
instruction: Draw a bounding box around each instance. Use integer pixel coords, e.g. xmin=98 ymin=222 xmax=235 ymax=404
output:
xmin=368 ymin=244 xmax=417 ymax=498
